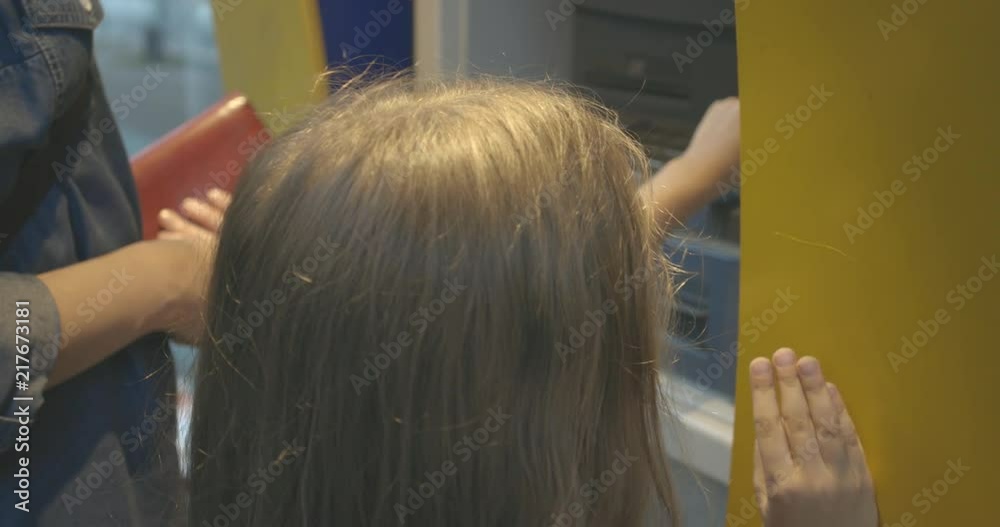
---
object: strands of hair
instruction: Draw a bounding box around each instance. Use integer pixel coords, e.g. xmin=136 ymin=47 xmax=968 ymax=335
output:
xmin=188 ymin=70 xmax=679 ymax=527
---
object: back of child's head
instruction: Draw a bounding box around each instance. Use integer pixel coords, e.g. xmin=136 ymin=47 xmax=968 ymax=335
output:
xmin=190 ymin=73 xmax=676 ymax=526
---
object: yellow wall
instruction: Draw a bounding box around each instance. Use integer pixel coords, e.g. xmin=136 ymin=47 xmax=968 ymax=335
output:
xmin=728 ymin=1 xmax=998 ymax=525
xmin=211 ymin=0 xmax=328 ymax=130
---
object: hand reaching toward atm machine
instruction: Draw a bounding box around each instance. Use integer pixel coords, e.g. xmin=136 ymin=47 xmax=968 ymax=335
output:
xmin=642 ymin=96 xmax=742 ymax=229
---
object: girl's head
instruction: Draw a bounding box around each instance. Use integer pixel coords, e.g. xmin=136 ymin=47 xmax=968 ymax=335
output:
xmin=190 ymin=74 xmax=676 ymax=526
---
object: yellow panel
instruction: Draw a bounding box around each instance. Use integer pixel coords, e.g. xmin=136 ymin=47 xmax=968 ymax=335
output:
xmin=728 ymin=1 xmax=998 ymax=525
xmin=211 ymin=0 xmax=328 ymax=130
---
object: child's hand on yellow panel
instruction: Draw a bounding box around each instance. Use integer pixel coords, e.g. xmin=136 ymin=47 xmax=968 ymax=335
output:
xmin=750 ymin=348 xmax=879 ymax=527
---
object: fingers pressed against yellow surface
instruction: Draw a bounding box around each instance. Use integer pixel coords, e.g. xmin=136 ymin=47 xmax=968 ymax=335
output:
xmin=772 ymin=348 xmax=821 ymax=468
xmin=827 ymin=382 xmax=868 ymax=474
xmin=798 ymin=356 xmax=847 ymax=471
xmin=750 ymin=357 xmax=792 ymax=479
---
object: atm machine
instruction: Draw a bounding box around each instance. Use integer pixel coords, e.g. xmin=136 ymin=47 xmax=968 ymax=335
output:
xmin=570 ymin=1 xmax=741 ymax=405
xmin=568 ymin=5 xmax=741 ymax=526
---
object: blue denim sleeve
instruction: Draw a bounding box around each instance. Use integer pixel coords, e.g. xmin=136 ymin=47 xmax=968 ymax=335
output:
xmin=0 ymin=273 xmax=60 ymax=454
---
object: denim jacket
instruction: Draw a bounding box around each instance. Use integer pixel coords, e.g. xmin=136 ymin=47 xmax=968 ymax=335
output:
xmin=0 ymin=0 xmax=181 ymax=524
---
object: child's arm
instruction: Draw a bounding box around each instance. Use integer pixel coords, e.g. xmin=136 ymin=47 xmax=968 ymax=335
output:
xmin=640 ymin=97 xmax=741 ymax=231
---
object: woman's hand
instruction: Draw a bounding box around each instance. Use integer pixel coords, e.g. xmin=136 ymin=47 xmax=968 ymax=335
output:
xmin=750 ymin=348 xmax=878 ymax=527
xmin=154 ymin=188 xmax=232 ymax=343
xmin=157 ymin=188 xmax=232 ymax=249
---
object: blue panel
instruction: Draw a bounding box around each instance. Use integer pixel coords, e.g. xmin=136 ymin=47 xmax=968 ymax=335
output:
xmin=317 ymin=0 xmax=414 ymax=71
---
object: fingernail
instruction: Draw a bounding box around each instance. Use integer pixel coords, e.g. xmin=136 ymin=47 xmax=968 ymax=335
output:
xmin=773 ymin=348 xmax=796 ymax=366
xmin=797 ymin=357 xmax=820 ymax=375
xmin=750 ymin=358 xmax=771 ymax=375
xmin=158 ymin=209 xmax=172 ymax=219
xmin=208 ymin=188 xmax=222 ymax=199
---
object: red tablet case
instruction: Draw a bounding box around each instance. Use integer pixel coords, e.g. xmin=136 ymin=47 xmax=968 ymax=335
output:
xmin=130 ymin=93 xmax=268 ymax=240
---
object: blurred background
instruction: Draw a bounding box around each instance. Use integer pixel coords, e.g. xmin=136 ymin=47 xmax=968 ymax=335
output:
xmin=96 ymin=0 xmax=222 ymax=153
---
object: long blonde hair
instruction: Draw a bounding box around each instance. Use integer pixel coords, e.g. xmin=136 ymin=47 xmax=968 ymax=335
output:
xmin=190 ymin=73 xmax=677 ymax=526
